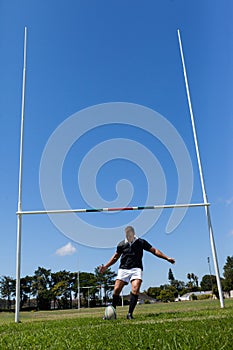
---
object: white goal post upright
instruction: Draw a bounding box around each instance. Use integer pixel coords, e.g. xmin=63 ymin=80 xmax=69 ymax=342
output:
xmin=177 ymin=29 xmax=224 ymax=308
xmin=15 ymin=27 xmax=27 ymax=323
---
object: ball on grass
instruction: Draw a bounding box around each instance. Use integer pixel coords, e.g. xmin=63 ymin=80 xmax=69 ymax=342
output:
xmin=104 ymin=305 xmax=116 ymax=320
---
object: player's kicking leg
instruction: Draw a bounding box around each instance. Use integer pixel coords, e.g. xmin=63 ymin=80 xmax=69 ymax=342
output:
xmin=103 ymin=279 xmax=125 ymax=320
xmin=112 ymin=279 xmax=125 ymax=309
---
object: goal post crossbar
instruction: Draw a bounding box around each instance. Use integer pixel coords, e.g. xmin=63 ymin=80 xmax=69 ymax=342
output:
xmin=16 ymin=202 xmax=210 ymax=215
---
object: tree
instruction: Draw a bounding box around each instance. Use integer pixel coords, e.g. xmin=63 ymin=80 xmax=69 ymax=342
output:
xmin=73 ymin=272 xmax=98 ymax=307
xmin=20 ymin=276 xmax=33 ymax=309
xmin=32 ymin=267 xmax=52 ymax=310
xmin=223 ymin=256 xmax=233 ymax=294
xmin=95 ymin=267 xmax=117 ymax=305
xmin=0 ymin=276 xmax=15 ymax=310
xmin=158 ymin=286 xmax=176 ymax=302
xmin=200 ymin=274 xmax=225 ymax=299
xmin=168 ymin=269 xmax=175 ymax=284
xmin=171 ymin=280 xmax=186 ymax=292
xmin=51 ymin=270 xmax=75 ymax=309
xmin=147 ymin=287 xmax=162 ymax=300
xmin=186 ymin=273 xmax=199 ymax=291
xmin=200 ymin=275 xmax=216 ymax=291
xmin=187 ymin=273 xmax=192 ymax=287
xmin=193 ymin=274 xmax=198 ymax=287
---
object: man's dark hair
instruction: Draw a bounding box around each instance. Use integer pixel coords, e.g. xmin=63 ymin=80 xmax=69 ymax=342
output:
xmin=125 ymin=226 xmax=135 ymax=233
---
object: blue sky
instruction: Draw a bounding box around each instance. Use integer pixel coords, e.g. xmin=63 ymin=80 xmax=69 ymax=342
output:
xmin=0 ymin=1 xmax=232 ymax=293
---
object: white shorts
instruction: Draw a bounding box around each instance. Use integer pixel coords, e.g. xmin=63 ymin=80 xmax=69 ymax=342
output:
xmin=116 ymin=268 xmax=143 ymax=284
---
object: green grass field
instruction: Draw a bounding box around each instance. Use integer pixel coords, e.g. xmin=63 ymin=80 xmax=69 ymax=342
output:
xmin=0 ymin=299 xmax=233 ymax=349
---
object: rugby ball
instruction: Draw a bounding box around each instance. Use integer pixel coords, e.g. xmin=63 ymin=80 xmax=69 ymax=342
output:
xmin=104 ymin=305 xmax=116 ymax=320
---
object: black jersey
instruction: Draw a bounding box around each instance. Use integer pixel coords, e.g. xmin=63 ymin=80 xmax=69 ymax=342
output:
xmin=116 ymin=238 xmax=152 ymax=270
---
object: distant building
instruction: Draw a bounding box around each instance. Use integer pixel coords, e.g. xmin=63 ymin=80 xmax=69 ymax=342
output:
xmin=123 ymin=292 xmax=158 ymax=304
xmin=175 ymin=291 xmax=213 ymax=302
xmin=223 ymin=290 xmax=233 ymax=299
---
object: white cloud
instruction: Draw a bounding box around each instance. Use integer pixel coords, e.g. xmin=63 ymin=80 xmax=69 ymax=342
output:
xmin=55 ymin=242 xmax=76 ymax=256
xmin=226 ymin=197 xmax=233 ymax=206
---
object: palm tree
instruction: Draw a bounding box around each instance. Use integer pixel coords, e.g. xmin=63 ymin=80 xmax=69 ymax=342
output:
xmin=193 ymin=275 xmax=199 ymax=288
xmin=186 ymin=273 xmax=193 ymax=289
xmin=187 ymin=273 xmax=199 ymax=291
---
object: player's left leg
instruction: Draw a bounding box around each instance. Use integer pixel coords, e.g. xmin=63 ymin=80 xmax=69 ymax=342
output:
xmin=127 ymin=279 xmax=142 ymax=319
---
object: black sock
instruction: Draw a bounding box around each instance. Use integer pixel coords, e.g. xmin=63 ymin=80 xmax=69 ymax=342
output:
xmin=112 ymin=294 xmax=120 ymax=309
xmin=128 ymin=293 xmax=138 ymax=315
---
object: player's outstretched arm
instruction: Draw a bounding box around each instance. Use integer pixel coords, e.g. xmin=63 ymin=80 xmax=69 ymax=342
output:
xmin=99 ymin=252 xmax=121 ymax=273
xmin=149 ymin=247 xmax=175 ymax=264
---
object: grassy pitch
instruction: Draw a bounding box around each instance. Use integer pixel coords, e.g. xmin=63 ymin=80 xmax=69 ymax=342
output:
xmin=0 ymin=299 xmax=232 ymax=349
